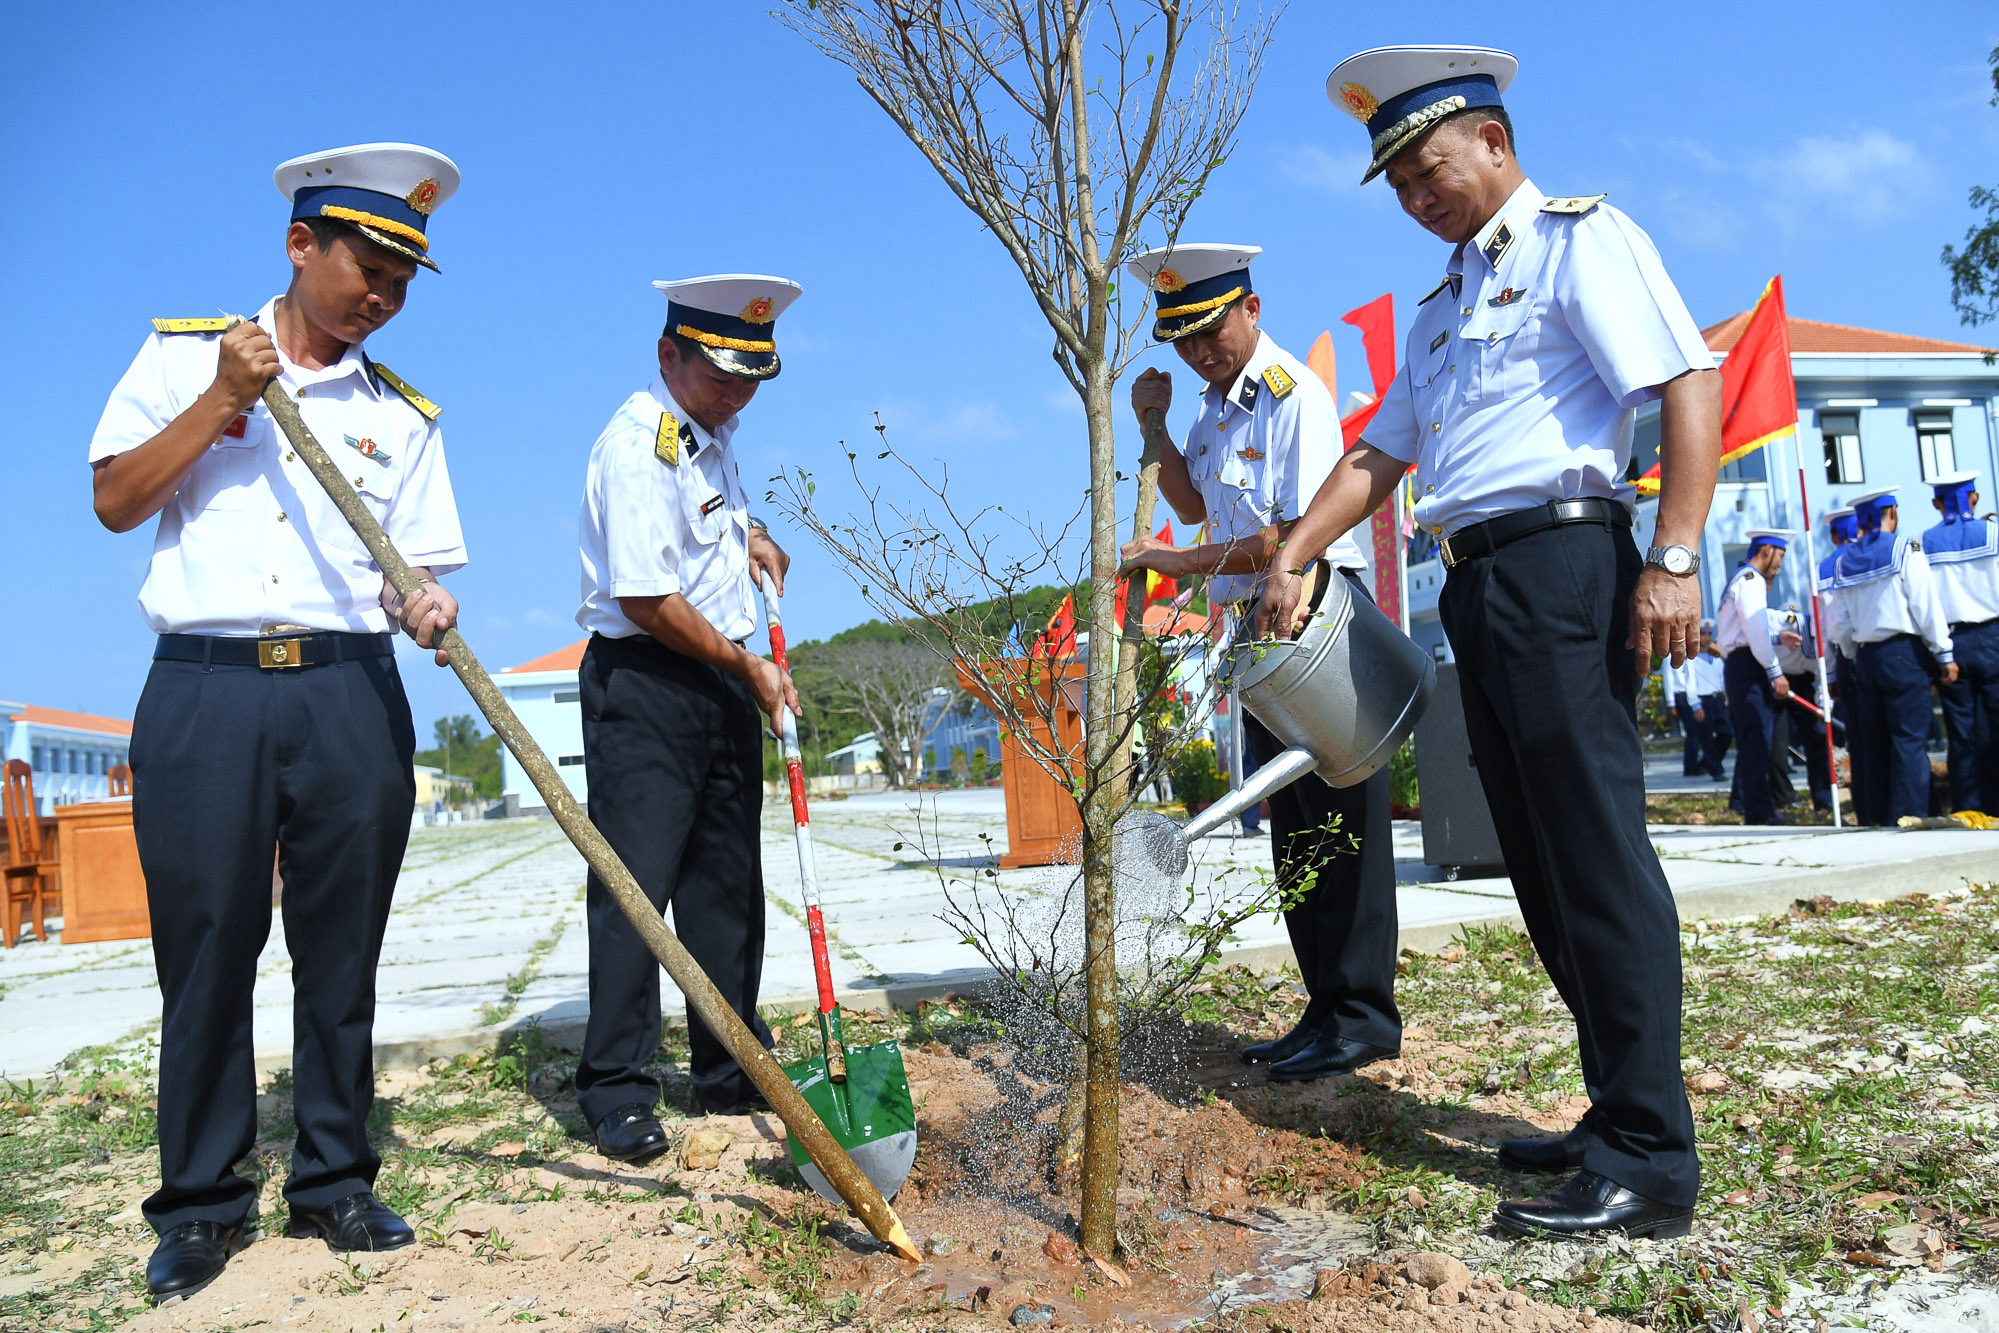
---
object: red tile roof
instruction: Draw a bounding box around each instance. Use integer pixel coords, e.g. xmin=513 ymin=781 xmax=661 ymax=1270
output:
xmin=8 ymin=705 xmax=133 ymax=737
xmin=504 ymin=640 xmax=588 ymax=674
xmin=1701 ymin=312 xmax=1993 ymax=356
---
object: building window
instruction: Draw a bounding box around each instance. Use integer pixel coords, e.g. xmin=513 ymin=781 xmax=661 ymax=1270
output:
xmin=552 ymin=689 xmax=581 ymax=704
xmin=31 ymin=746 xmax=43 ymax=771
xmin=1821 ymin=412 xmax=1863 ymax=484
xmin=1718 ymin=448 xmax=1768 ymax=484
xmin=557 ymin=754 xmax=585 ymax=767
xmin=1915 ymin=410 xmax=1956 ymax=480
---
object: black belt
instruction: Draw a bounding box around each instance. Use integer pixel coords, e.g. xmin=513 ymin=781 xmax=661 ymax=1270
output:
xmin=1437 ymin=498 xmax=1632 ymax=569
xmin=1951 ymin=616 xmax=1997 ymax=634
xmin=154 ymin=632 xmax=394 ymax=670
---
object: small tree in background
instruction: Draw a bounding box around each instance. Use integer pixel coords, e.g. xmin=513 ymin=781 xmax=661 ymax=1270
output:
xmin=1942 ymin=45 xmax=1999 ymax=345
xmin=778 ymin=0 xmax=1277 ymax=1253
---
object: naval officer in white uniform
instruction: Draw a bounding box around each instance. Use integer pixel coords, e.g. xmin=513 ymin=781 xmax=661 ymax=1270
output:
xmin=1261 ymin=46 xmax=1724 ymax=1239
xmin=572 ymin=275 xmax=800 ymax=1161
xmin=1921 ymin=471 xmax=1999 ymax=813
xmin=1828 ymin=487 xmax=1956 ymax=823
xmin=1118 ymin=243 xmax=1401 ymax=1084
xmin=1714 ymin=530 xmax=1793 ymax=824
xmin=90 ymin=143 xmax=468 ymax=1296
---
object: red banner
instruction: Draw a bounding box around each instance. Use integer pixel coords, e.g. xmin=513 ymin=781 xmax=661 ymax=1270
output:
xmin=1636 ymin=275 xmax=1797 ymax=494
xmin=1309 ymin=295 xmax=1402 ymax=623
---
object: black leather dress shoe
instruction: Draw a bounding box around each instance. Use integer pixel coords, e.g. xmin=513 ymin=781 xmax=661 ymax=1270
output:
xmin=1492 ymin=1169 xmax=1693 ymax=1240
xmin=594 ymin=1102 xmax=669 ymax=1161
xmin=1241 ymin=1013 xmax=1327 ymax=1065
xmin=1497 ymin=1121 xmax=1590 ymax=1173
xmin=285 ymin=1191 xmax=415 ymax=1252
xmin=693 ymin=1086 xmax=773 ymax=1117
xmin=146 ymin=1219 xmax=240 ymax=1299
xmin=1268 ymin=1034 xmax=1399 ymax=1083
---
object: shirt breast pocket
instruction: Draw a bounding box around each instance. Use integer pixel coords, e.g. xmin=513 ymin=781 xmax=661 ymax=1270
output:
xmin=178 ymin=436 xmax=264 ymax=514
xmin=1461 ymin=299 xmax=1537 ymax=407
xmin=1410 ymin=331 xmax=1451 ymax=391
xmin=323 ymin=463 xmax=401 ymax=555
xmin=682 ymin=486 xmax=729 ymax=547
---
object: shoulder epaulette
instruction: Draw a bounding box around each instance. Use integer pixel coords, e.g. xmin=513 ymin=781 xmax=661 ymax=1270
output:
xmin=655 ymin=410 xmax=681 ymax=466
xmin=1262 ymin=364 xmax=1296 ymax=401
xmin=151 ymin=317 xmax=231 ymax=336
xmin=1416 ymin=275 xmax=1453 ymax=306
xmin=1541 ymin=194 xmax=1607 ymax=217
xmin=371 ymin=362 xmax=441 ymax=421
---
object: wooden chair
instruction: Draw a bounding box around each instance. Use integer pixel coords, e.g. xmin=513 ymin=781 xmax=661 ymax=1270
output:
xmin=107 ymin=763 xmax=132 ymax=797
xmin=3 ymin=760 xmax=58 ymax=947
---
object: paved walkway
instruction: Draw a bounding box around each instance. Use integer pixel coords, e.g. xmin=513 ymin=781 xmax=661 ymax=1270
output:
xmin=3 ymin=785 xmax=1992 ymax=1082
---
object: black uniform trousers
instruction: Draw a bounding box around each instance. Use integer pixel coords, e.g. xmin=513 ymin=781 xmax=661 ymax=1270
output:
xmin=1673 ymin=698 xmax=1704 ymax=776
xmin=1853 ymin=635 xmax=1934 ymax=825
xmin=1939 ymin=619 xmax=1999 ymax=814
xmin=1781 ymin=672 xmax=1834 ymax=810
xmin=1241 ymin=566 xmax=1401 ymax=1050
xmin=1723 ymin=649 xmax=1782 ymax=825
xmin=130 ymin=643 xmax=414 ymax=1235
xmin=1697 ymin=691 xmax=1733 ymax=779
xmin=575 ymin=633 xmax=773 ymax=1126
xmin=1437 ymin=522 xmax=1698 ymax=1207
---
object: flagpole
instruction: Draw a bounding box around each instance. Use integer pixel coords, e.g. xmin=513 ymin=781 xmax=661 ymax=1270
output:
xmin=1790 ymin=427 xmax=1842 ymax=829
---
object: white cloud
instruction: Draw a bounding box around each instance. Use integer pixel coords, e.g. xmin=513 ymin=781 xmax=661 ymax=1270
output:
xmin=1760 ymin=130 xmax=1933 ymax=223
xmin=1277 ymin=142 xmax=1381 ymax=200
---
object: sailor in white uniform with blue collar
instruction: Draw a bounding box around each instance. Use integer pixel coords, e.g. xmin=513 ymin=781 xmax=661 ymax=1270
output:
xmin=1261 ymin=45 xmax=1725 ymax=1239
xmin=1829 ymin=487 xmax=1957 ymax=823
xmin=1715 ymin=530 xmax=1794 ymax=824
xmin=89 ymin=143 xmax=467 ymax=1297
xmin=572 ymin=275 xmax=800 ymax=1160
xmin=1922 ymin=472 xmax=1999 ymax=813
xmin=1117 ymin=244 xmax=1400 ymax=1085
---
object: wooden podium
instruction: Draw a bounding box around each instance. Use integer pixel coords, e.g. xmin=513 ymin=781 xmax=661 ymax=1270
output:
xmin=53 ymin=801 xmax=151 ymax=944
xmin=956 ymin=660 xmax=1085 ymax=869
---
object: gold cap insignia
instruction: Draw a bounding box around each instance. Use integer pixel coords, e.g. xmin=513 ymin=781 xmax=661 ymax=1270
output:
xmin=1153 ymin=267 xmax=1185 ymax=293
xmin=405 ymin=178 xmax=442 ymax=215
xmin=1337 ymin=83 xmax=1380 ymax=123
xmin=740 ymin=296 xmax=777 ymax=324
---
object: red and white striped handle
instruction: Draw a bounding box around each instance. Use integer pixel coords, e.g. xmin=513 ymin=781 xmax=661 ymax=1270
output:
xmin=761 ymin=571 xmax=837 ymax=1017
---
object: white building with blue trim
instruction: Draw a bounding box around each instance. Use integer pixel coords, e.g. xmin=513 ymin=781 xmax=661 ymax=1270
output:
xmin=1 ymin=703 xmax=135 ymax=813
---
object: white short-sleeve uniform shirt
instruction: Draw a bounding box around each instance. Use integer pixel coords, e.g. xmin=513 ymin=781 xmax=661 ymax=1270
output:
xmin=1182 ymin=332 xmax=1367 ymax=604
xmin=1366 ymin=180 xmax=1714 ymax=540
xmin=576 ymin=375 xmax=756 ymax=644
xmin=88 ymin=297 xmax=467 ymax=636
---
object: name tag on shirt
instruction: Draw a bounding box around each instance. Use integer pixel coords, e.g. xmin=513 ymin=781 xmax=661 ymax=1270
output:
xmin=700 ymin=494 xmax=726 ymax=517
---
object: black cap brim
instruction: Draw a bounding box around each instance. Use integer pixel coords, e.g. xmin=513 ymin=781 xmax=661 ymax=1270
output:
xmin=1152 ymin=297 xmax=1240 ymax=343
xmin=697 ymin=343 xmax=780 ymax=380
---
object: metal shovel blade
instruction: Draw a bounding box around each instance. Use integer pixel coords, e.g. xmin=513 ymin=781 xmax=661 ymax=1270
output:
xmin=783 ymin=1039 xmax=918 ymax=1204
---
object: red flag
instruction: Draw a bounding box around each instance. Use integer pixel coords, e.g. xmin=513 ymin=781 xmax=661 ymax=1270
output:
xmin=1144 ymin=520 xmax=1177 ymax=606
xmin=1339 ymin=294 xmax=1396 ymax=447
xmin=1032 ymin=593 xmax=1077 ymax=660
xmin=1636 ymin=276 xmax=1797 ymax=495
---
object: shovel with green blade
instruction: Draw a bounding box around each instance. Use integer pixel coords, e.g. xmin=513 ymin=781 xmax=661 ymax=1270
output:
xmin=760 ymin=571 xmax=918 ymax=1204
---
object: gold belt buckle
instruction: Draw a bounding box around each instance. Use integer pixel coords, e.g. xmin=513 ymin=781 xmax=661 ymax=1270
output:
xmin=258 ymin=637 xmax=307 ymax=669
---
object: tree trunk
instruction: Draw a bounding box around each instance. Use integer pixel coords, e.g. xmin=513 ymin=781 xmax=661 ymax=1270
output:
xmin=1077 ymin=353 xmax=1123 ymax=1256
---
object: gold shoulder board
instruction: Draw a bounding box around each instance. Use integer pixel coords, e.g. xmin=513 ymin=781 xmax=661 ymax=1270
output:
xmin=655 ymin=410 xmax=681 ymax=466
xmin=372 ymin=363 xmax=442 ymax=421
xmin=1541 ymin=194 xmax=1607 ymax=216
xmin=1262 ymin=364 xmax=1297 ymax=400
xmin=151 ymin=317 xmax=231 ymax=335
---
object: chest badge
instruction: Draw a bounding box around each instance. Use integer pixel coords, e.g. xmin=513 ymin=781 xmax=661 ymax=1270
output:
xmin=1488 ymin=287 xmax=1525 ymax=307
xmin=223 ymin=414 xmax=249 ymax=438
xmin=1237 ymin=447 xmax=1264 ymax=462
xmin=343 ymin=434 xmax=392 ymax=463
xmin=700 ymin=494 xmax=727 ymax=517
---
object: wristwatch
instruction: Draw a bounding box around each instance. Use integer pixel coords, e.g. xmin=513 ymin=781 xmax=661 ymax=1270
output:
xmin=1646 ymin=544 xmax=1700 ymax=576
xmin=747 ymin=515 xmax=768 ymax=532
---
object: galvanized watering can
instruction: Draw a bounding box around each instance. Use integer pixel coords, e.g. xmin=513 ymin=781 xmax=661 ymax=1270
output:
xmin=1122 ymin=563 xmax=1436 ymax=879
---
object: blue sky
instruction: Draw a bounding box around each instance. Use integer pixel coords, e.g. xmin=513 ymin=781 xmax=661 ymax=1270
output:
xmin=5 ymin=2 xmax=1997 ymax=739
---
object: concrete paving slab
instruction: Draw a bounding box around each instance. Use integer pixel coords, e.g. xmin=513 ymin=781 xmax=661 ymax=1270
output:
xmin=4 ymin=785 xmax=1993 ymax=1082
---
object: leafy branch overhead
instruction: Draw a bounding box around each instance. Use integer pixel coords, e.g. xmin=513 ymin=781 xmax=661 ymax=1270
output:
xmin=1942 ymin=45 xmax=1999 ymax=337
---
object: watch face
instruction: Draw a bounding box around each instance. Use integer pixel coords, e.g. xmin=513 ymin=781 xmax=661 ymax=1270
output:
xmin=1662 ymin=546 xmax=1695 ymax=575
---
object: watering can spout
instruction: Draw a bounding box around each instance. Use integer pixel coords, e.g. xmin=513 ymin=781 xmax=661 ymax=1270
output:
xmin=1180 ymin=747 xmax=1320 ymax=842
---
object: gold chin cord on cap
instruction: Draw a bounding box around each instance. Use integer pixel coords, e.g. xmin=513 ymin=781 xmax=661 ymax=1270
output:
xmin=1155 ymin=286 xmax=1246 ymax=319
xmin=318 ymin=205 xmax=430 ymax=252
xmin=675 ymin=325 xmax=776 ymax=353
